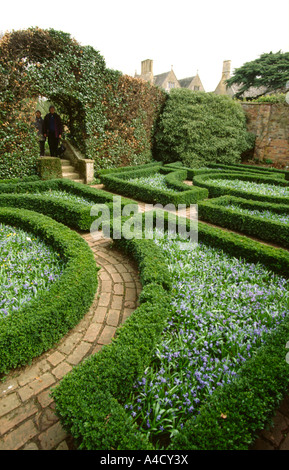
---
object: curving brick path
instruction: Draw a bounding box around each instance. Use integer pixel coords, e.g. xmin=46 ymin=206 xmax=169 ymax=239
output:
xmin=0 ymin=233 xmax=141 ymax=450
xmin=1 ymin=195 xmax=289 ymax=450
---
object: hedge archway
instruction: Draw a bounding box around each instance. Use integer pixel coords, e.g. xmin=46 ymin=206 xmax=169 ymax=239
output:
xmin=0 ymin=27 xmax=166 ymax=178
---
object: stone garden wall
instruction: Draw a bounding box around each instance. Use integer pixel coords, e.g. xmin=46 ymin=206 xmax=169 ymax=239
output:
xmin=241 ymin=102 xmax=289 ymax=165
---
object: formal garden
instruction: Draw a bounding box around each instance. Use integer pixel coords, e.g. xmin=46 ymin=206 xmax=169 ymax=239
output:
xmin=1 ymin=28 xmax=289 ymax=451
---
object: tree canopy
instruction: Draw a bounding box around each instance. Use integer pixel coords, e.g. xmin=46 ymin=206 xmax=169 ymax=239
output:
xmin=226 ymin=51 xmax=289 ymax=100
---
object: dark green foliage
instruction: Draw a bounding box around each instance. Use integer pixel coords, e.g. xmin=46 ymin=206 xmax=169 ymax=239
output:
xmin=207 ymin=162 xmax=287 ymax=179
xmin=100 ymin=165 xmax=208 ymax=206
xmin=198 ymin=196 xmax=289 ymax=248
xmin=193 ymin=171 xmax=289 ymax=204
xmin=226 ymin=51 xmax=289 ymax=100
xmin=37 ymin=157 xmax=62 ymax=180
xmin=0 ymin=178 xmax=134 ymax=230
xmin=0 ymin=207 xmax=99 ymax=374
xmin=153 ymin=89 xmax=254 ymax=167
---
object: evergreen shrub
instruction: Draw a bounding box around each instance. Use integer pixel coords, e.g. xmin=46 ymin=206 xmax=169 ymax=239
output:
xmin=153 ymin=89 xmax=255 ymax=167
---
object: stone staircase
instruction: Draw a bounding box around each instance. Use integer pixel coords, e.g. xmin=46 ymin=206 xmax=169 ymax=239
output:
xmin=61 ymin=159 xmax=84 ymax=183
xmin=60 ymin=142 xmax=84 ymax=183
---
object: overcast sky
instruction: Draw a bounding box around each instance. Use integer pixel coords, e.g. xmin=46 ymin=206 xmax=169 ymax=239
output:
xmin=1 ymin=0 xmax=288 ymax=91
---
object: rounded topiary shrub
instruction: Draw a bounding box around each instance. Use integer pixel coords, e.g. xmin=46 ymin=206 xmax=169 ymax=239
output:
xmin=152 ymin=89 xmax=255 ymax=168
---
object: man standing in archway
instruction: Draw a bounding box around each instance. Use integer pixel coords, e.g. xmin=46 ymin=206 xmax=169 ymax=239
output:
xmin=43 ymin=105 xmax=63 ymax=157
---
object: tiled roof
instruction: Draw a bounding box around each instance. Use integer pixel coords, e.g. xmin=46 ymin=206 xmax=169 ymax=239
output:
xmin=153 ymin=72 xmax=171 ymax=86
xmin=179 ymin=77 xmax=195 ymax=88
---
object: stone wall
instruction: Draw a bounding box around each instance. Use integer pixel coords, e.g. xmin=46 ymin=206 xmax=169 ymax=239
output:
xmin=241 ymin=102 xmax=289 ymax=165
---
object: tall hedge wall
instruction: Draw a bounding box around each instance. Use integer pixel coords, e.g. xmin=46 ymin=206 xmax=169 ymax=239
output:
xmin=0 ymin=28 xmax=167 ymax=178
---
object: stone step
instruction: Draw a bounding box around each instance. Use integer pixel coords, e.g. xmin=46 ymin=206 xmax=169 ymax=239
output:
xmin=62 ymin=165 xmax=75 ymax=172
xmin=60 ymin=157 xmax=84 ymax=184
xmin=62 ymin=172 xmax=81 ymax=179
xmin=61 ymin=160 xmax=72 ymax=166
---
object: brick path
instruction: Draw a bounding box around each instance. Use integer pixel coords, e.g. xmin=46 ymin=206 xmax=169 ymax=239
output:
xmin=0 ymin=234 xmax=141 ymax=450
xmin=1 ymin=191 xmax=288 ymax=450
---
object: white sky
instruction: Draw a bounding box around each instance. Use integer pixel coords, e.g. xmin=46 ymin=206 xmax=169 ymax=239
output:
xmin=1 ymin=0 xmax=289 ymax=91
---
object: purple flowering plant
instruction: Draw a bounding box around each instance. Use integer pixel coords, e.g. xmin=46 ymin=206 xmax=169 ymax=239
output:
xmin=0 ymin=223 xmax=64 ymax=319
xmin=208 ymin=178 xmax=289 ymax=197
xmin=225 ymin=203 xmax=289 ymax=225
xmin=124 ymin=230 xmax=289 ymax=444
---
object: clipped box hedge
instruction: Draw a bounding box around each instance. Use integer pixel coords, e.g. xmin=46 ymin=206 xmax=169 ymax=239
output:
xmin=52 ymin=226 xmax=173 ymax=450
xmin=99 ymin=165 xmax=208 ymax=206
xmin=37 ymin=157 xmax=63 ymax=180
xmin=0 ymin=207 xmax=99 ymax=374
xmin=52 ymin=211 xmax=289 ymax=450
xmin=96 ymin=161 xmax=162 ymax=177
xmin=193 ymin=171 xmax=289 ymax=204
xmin=207 ymin=162 xmax=287 ymax=179
xmin=198 ymin=195 xmax=289 ymax=248
xmin=0 ymin=178 xmax=135 ymax=231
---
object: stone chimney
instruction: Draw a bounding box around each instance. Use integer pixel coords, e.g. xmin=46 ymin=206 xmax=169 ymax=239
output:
xmin=222 ymin=60 xmax=231 ymax=81
xmin=140 ymin=59 xmax=154 ymax=84
xmin=214 ymin=60 xmax=232 ymax=95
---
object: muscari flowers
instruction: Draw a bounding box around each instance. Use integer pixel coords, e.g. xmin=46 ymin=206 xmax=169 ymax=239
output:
xmin=124 ymin=230 xmax=289 ymax=441
xmin=0 ymin=224 xmax=65 ymax=319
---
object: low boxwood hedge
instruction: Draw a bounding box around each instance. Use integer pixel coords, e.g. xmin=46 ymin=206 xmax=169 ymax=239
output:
xmin=0 ymin=179 xmax=135 ymax=231
xmin=198 ymin=195 xmax=289 ymax=248
xmin=51 ymin=226 xmax=173 ymax=450
xmin=96 ymin=161 xmax=162 ymax=177
xmin=99 ymin=166 xmax=208 ymax=206
xmin=207 ymin=162 xmax=287 ymax=179
xmin=0 ymin=207 xmax=99 ymax=374
xmin=193 ymin=171 xmax=289 ymax=204
xmin=52 ymin=211 xmax=289 ymax=450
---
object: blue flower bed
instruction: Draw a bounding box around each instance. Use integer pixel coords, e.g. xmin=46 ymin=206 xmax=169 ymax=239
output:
xmin=225 ymin=204 xmax=289 ymax=225
xmin=124 ymin=231 xmax=289 ymax=444
xmin=0 ymin=223 xmax=64 ymax=319
xmin=51 ymin=212 xmax=289 ymax=450
xmin=0 ymin=207 xmax=99 ymax=374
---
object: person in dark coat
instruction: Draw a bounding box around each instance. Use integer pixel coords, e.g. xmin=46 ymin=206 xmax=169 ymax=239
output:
xmin=43 ymin=105 xmax=63 ymax=157
xmin=33 ymin=110 xmax=46 ymax=156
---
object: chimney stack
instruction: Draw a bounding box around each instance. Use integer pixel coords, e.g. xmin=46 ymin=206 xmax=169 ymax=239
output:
xmin=140 ymin=59 xmax=154 ymax=84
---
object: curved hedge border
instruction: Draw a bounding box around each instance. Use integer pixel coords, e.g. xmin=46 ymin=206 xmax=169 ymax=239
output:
xmin=207 ymin=162 xmax=287 ymax=179
xmin=96 ymin=161 xmax=162 ymax=177
xmin=52 ymin=229 xmax=173 ymax=450
xmin=198 ymin=195 xmax=289 ymax=248
xmin=99 ymin=165 xmax=208 ymax=206
xmin=193 ymin=171 xmax=289 ymax=204
xmin=0 ymin=207 xmax=99 ymax=374
xmin=52 ymin=212 xmax=289 ymax=450
xmin=0 ymin=178 xmax=135 ymax=231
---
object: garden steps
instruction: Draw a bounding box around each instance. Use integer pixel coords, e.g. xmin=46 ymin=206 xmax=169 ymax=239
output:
xmin=61 ymin=159 xmax=84 ymax=184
